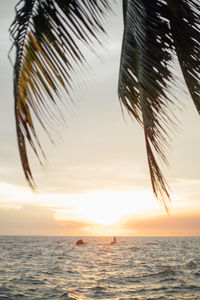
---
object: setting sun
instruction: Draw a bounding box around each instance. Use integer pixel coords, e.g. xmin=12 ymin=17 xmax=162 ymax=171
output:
xmin=52 ymin=190 xmax=159 ymax=226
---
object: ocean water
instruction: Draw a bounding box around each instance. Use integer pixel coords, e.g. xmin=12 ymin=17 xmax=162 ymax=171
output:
xmin=0 ymin=236 xmax=200 ymax=299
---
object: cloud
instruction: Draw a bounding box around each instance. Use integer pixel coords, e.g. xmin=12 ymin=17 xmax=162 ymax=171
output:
xmin=173 ymin=178 xmax=200 ymax=186
xmin=35 ymin=162 xmax=148 ymax=194
xmin=123 ymin=213 xmax=200 ymax=236
xmin=0 ymin=205 xmax=91 ymax=236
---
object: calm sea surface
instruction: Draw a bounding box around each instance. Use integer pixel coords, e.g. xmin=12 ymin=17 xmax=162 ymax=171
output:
xmin=0 ymin=236 xmax=200 ymax=299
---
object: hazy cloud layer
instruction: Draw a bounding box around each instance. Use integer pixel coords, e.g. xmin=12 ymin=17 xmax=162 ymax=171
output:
xmin=0 ymin=205 xmax=92 ymax=236
xmin=124 ymin=214 xmax=200 ymax=236
xmin=1 ymin=204 xmax=200 ymax=237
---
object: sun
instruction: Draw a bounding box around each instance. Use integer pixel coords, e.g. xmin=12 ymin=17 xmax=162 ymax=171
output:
xmin=52 ymin=190 xmax=159 ymax=226
xmin=76 ymin=195 xmax=125 ymax=226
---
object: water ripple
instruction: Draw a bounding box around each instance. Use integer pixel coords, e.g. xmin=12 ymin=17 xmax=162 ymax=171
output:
xmin=0 ymin=236 xmax=200 ymax=299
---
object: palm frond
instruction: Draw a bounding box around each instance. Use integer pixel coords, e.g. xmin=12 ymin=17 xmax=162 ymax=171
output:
xmin=119 ymin=0 xmax=174 ymax=209
xmin=118 ymin=0 xmax=200 ymax=210
xmin=10 ymin=0 xmax=111 ymax=189
xmin=166 ymin=0 xmax=200 ymax=113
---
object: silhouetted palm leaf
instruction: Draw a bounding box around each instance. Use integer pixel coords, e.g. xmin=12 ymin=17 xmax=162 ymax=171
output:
xmin=167 ymin=0 xmax=200 ymax=113
xmin=118 ymin=0 xmax=200 ymax=209
xmin=10 ymin=0 xmax=110 ymax=189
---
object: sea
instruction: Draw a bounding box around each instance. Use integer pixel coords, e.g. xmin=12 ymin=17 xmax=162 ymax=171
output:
xmin=0 ymin=236 xmax=200 ymax=300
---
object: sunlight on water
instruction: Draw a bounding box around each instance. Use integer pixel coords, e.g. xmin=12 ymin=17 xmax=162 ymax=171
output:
xmin=0 ymin=236 xmax=200 ymax=299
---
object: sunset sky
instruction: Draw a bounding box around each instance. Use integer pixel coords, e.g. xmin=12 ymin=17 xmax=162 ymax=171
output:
xmin=0 ymin=1 xmax=200 ymax=236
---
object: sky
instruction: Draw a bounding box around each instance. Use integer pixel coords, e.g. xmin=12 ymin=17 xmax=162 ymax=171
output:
xmin=0 ymin=1 xmax=200 ymax=236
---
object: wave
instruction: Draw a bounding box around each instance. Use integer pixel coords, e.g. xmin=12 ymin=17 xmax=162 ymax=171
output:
xmin=158 ymin=267 xmax=176 ymax=276
xmin=186 ymin=260 xmax=198 ymax=268
xmin=129 ymin=246 xmax=140 ymax=251
xmin=1 ymin=236 xmax=200 ymax=300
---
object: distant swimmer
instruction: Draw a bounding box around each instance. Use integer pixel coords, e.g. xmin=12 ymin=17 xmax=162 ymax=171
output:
xmin=76 ymin=239 xmax=87 ymax=246
xmin=110 ymin=236 xmax=117 ymax=245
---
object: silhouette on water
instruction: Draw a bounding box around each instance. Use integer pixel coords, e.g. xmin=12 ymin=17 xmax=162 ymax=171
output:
xmin=111 ymin=236 xmax=117 ymax=245
xmin=76 ymin=239 xmax=87 ymax=246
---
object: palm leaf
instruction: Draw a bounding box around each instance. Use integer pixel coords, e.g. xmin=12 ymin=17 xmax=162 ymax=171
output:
xmin=166 ymin=0 xmax=200 ymax=113
xmin=119 ymin=0 xmax=200 ymax=210
xmin=10 ymin=0 xmax=111 ymax=189
xmin=119 ymin=0 xmax=175 ymax=210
